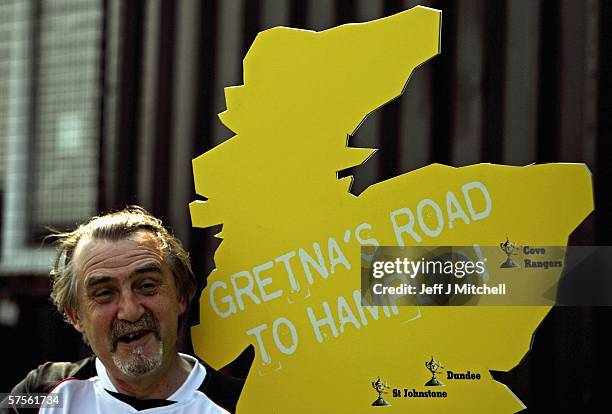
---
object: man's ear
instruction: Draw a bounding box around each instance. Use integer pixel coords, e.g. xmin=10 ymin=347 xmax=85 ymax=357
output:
xmin=65 ymin=308 xmax=85 ymax=333
xmin=178 ymin=296 xmax=188 ymax=317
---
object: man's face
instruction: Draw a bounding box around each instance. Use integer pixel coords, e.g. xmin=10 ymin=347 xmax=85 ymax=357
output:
xmin=68 ymin=231 xmax=186 ymax=380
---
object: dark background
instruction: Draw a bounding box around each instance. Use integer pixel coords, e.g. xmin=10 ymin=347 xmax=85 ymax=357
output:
xmin=0 ymin=0 xmax=610 ymax=412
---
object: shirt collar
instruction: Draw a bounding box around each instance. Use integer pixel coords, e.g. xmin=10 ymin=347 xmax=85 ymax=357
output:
xmin=95 ymin=353 xmax=206 ymax=403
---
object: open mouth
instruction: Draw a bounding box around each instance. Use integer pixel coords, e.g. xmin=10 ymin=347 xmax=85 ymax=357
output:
xmin=117 ymin=330 xmax=152 ymax=345
xmin=111 ymin=312 xmax=161 ymax=352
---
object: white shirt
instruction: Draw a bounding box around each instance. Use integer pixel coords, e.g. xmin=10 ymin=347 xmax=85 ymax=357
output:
xmin=39 ymin=354 xmax=230 ymax=414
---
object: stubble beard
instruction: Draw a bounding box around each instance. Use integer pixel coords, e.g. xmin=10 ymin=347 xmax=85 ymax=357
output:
xmin=109 ymin=311 xmax=164 ymax=377
xmin=112 ymin=340 xmax=164 ymax=377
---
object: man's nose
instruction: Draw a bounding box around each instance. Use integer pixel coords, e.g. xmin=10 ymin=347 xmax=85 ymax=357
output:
xmin=116 ymin=290 xmax=145 ymax=322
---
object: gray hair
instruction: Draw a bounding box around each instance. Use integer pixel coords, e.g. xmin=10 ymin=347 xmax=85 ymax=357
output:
xmin=49 ymin=206 xmax=197 ymax=321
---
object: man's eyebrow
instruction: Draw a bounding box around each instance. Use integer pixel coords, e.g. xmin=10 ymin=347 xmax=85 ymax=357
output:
xmin=130 ymin=264 xmax=163 ymax=278
xmin=85 ymin=275 xmax=112 ymax=289
xmin=84 ymin=265 xmax=162 ymax=288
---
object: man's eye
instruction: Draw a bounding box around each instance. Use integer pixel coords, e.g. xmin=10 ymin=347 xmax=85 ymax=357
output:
xmin=140 ymin=282 xmax=159 ymax=294
xmin=93 ymin=290 xmax=114 ymax=300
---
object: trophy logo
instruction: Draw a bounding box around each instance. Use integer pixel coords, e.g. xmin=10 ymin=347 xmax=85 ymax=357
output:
xmin=499 ymin=237 xmax=519 ymax=268
xmin=371 ymin=376 xmax=391 ymax=406
xmin=425 ymin=356 xmax=444 ymax=386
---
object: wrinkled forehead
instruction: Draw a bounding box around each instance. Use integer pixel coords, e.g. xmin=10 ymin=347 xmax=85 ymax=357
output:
xmin=72 ymin=230 xmax=166 ymax=277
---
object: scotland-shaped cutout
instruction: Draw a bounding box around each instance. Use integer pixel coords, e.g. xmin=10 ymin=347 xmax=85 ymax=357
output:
xmin=189 ymin=6 xmax=593 ymax=413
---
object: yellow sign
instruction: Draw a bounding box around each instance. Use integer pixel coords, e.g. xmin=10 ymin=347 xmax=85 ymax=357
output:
xmin=190 ymin=6 xmax=593 ymax=413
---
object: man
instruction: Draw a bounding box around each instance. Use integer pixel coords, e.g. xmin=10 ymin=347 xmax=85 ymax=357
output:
xmin=3 ymin=207 xmax=251 ymax=413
